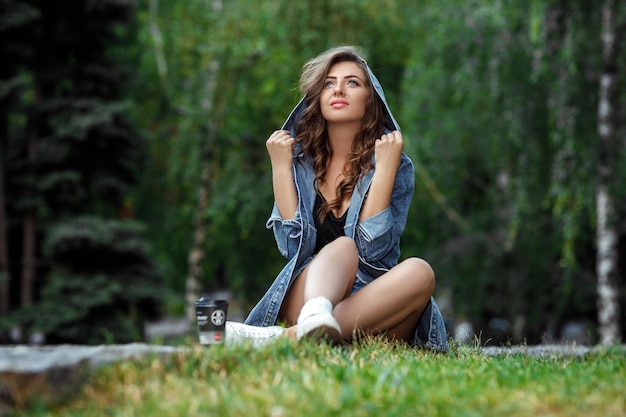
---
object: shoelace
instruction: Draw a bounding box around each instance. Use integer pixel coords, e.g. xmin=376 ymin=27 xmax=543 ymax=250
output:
xmin=240 ymin=328 xmax=278 ymax=339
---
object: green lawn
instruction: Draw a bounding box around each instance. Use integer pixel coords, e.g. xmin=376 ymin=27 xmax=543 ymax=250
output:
xmin=21 ymin=338 xmax=626 ymax=417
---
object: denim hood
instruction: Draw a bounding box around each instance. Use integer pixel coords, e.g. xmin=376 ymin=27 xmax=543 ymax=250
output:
xmin=281 ymin=63 xmax=401 ymax=138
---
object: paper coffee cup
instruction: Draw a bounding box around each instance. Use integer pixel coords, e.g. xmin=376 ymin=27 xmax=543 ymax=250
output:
xmin=195 ymin=297 xmax=228 ymax=345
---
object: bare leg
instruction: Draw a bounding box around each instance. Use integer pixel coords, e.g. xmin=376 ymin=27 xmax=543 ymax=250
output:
xmin=333 ymin=257 xmax=435 ymax=343
xmin=279 ymin=236 xmax=358 ymax=326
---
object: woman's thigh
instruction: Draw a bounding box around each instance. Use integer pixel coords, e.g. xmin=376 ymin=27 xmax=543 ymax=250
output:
xmin=278 ymin=263 xmax=310 ymax=326
xmin=334 ymin=257 xmax=435 ymax=342
xmin=278 ymin=237 xmax=359 ymax=325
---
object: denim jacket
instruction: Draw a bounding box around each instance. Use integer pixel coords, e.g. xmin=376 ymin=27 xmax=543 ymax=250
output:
xmin=245 ymin=63 xmax=449 ymax=352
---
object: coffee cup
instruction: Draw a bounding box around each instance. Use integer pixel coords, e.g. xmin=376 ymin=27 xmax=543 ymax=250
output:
xmin=195 ymin=297 xmax=228 ymax=345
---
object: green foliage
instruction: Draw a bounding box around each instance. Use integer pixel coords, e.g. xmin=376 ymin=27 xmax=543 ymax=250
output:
xmin=2 ymin=0 xmax=617 ymax=343
xmin=129 ymin=0 xmax=432 ymax=302
xmin=19 ymin=340 xmax=626 ymax=416
xmin=10 ymin=217 xmax=163 ymax=344
xmin=398 ymin=0 xmax=621 ymax=339
xmin=0 ymin=0 xmax=164 ymax=343
xmin=125 ymin=0 xmax=623 ymax=340
xmin=13 ymin=272 xmax=124 ymax=343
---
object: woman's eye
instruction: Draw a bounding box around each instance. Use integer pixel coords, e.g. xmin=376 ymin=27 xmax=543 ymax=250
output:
xmin=347 ymin=80 xmax=359 ymax=86
xmin=324 ymin=81 xmax=335 ymax=87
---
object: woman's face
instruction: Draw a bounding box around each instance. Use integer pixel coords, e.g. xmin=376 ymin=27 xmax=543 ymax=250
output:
xmin=320 ymin=61 xmax=369 ymax=125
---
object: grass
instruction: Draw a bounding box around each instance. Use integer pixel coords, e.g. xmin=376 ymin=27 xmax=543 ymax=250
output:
xmin=18 ymin=337 xmax=626 ymax=417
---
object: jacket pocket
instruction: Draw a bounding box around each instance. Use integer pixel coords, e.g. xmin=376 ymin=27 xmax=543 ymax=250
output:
xmin=355 ymin=207 xmax=394 ymax=261
xmin=356 ymin=224 xmax=393 ymax=262
xmin=268 ymin=218 xmax=301 ymax=258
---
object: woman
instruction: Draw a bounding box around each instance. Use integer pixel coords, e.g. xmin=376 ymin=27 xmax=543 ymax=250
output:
xmin=227 ymin=46 xmax=449 ymax=351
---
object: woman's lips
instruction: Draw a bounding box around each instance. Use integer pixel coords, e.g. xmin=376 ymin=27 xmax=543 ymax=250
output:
xmin=330 ymin=100 xmax=348 ymax=108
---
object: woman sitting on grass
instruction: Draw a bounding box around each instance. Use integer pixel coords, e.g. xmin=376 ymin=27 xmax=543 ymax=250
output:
xmin=227 ymin=45 xmax=448 ymax=351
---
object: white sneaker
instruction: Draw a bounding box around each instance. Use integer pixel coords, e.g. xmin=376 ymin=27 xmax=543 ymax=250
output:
xmin=296 ymin=297 xmax=342 ymax=342
xmin=225 ymin=321 xmax=284 ymax=347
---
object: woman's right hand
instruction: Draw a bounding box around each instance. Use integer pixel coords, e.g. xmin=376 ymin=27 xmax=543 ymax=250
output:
xmin=266 ymin=130 xmax=298 ymax=220
xmin=266 ymin=130 xmax=295 ymax=168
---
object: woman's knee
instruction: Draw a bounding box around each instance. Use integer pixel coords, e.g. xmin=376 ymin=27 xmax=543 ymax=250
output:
xmin=401 ymin=257 xmax=435 ymax=295
xmin=319 ymin=236 xmax=358 ymax=259
xmin=333 ymin=236 xmax=358 ymax=252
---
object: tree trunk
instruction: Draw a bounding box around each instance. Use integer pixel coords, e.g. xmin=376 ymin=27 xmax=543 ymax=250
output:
xmin=21 ymin=116 xmax=38 ymax=309
xmin=596 ymin=0 xmax=622 ymax=345
xmin=21 ymin=211 xmax=35 ymax=308
xmin=185 ymin=56 xmax=221 ymax=322
xmin=0 ymin=114 xmax=9 ymax=315
xmin=148 ymin=0 xmax=167 ymax=87
xmin=185 ymin=155 xmax=213 ymax=322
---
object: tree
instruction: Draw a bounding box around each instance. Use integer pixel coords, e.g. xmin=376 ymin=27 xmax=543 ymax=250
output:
xmin=596 ymin=0 xmax=623 ymax=345
xmin=0 ymin=110 xmax=9 ymax=317
xmin=22 ymin=217 xmax=161 ymax=343
xmin=0 ymin=0 xmax=40 ymax=335
xmin=0 ymin=0 xmax=163 ymax=344
xmin=400 ymin=0 xmax=624 ymax=343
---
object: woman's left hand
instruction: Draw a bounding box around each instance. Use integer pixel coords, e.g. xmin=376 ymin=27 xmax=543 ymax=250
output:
xmin=374 ymin=130 xmax=403 ymax=171
xmin=359 ymin=131 xmax=404 ymax=222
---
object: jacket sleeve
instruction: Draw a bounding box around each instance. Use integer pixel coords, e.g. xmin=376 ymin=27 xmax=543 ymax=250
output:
xmin=266 ymin=202 xmax=303 ymax=259
xmin=355 ymin=154 xmax=414 ymax=262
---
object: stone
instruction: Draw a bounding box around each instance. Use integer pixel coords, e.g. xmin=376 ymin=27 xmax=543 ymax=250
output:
xmin=453 ymin=321 xmax=475 ymax=343
xmin=144 ymin=317 xmax=193 ymax=341
xmin=0 ymin=343 xmax=187 ymax=412
xmin=482 ymin=344 xmax=595 ymax=358
xmin=560 ymin=321 xmax=591 ymax=344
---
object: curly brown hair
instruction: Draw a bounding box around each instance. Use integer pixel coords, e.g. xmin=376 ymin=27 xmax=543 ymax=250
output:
xmin=295 ymin=46 xmax=386 ymax=222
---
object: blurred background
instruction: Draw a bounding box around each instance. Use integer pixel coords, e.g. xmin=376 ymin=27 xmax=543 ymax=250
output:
xmin=0 ymin=0 xmax=624 ymax=346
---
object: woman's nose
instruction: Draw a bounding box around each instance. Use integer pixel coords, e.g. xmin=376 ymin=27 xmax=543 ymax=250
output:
xmin=334 ymin=83 xmax=344 ymax=95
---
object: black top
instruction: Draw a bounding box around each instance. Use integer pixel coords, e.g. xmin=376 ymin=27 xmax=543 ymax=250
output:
xmin=313 ymin=193 xmax=348 ymax=254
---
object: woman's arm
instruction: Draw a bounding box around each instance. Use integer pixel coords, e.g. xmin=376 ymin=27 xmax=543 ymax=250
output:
xmin=355 ymin=153 xmax=414 ymax=263
xmin=266 ymin=130 xmax=298 ymax=220
xmin=359 ymin=130 xmax=404 ymax=221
